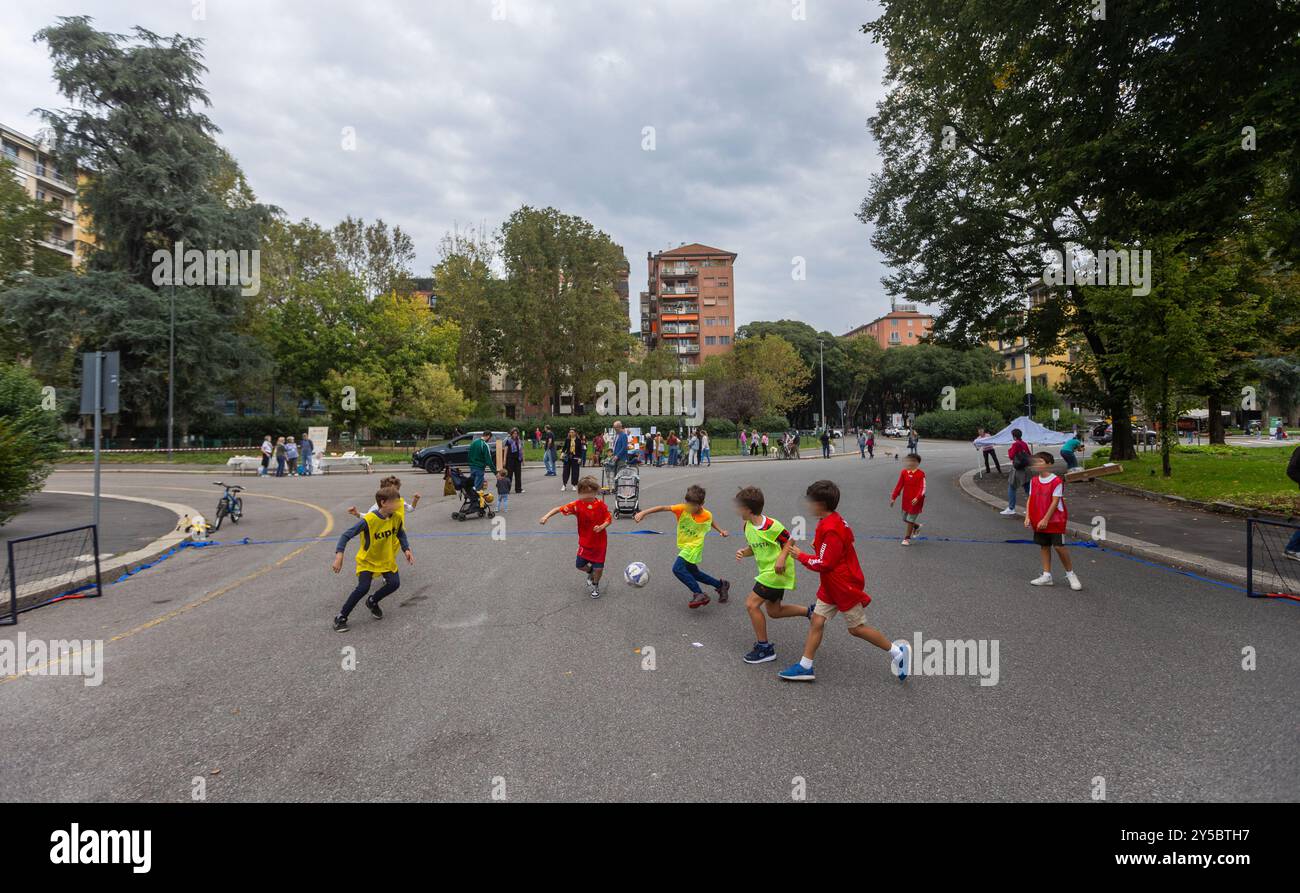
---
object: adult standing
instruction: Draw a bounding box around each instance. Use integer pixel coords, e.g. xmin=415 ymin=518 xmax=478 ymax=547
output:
xmin=760 ymin=431 xmax=769 ymax=456
xmin=542 ymin=425 xmax=557 ymax=477
xmin=285 ymin=436 xmax=299 ymax=477
xmin=611 ymin=420 xmax=630 ymax=471
xmin=740 ymin=429 xmax=748 ymax=456
xmin=976 ymin=428 xmax=1002 ymax=474
xmin=260 ymin=435 xmax=273 ymax=477
xmin=1285 ymin=445 xmax=1300 ymax=559
xmin=687 ymin=429 xmax=700 ymax=466
xmin=561 ymin=427 xmax=585 ymax=491
xmin=906 ymin=427 xmax=919 ymax=453
xmin=700 ymin=430 xmax=711 ymax=466
xmin=866 ymin=427 xmax=875 ymax=459
xmin=591 ymin=431 xmax=605 ymax=467
xmin=274 ymin=436 xmax=287 ymax=477
xmin=1001 ymin=428 xmax=1031 ymax=515
xmin=820 ymin=428 xmax=832 ymax=459
xmin=506 ymin=428 xmax=525 ymax=493
xmin=665 ymin=431 xmax=678 ymax=466
xmin=858 ymin=430 xmax=867 ymax=459
xmin=468 ymin=429 xmax=495 ymax=492
xmin=300 ymin=433 xmax=315 ymax=475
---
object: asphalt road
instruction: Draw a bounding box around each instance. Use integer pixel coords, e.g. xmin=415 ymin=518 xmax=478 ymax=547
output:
xmin=1 ymin=440 xmax=1296 ymax=802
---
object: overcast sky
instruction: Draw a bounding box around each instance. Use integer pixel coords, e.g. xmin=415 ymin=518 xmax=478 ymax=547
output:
xmin=1 ymin=0 xmax=903 ymax=333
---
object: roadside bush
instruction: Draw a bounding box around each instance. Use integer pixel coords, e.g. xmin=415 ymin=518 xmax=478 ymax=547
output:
xmin=913 ymin=408 xmax=1006 ymax=440
xmin=0 ymin=363 xmax=63 ymax=525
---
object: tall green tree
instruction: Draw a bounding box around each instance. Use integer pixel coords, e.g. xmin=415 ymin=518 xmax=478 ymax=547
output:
xmin=860 ymin=0 xmax=1300 ymax=459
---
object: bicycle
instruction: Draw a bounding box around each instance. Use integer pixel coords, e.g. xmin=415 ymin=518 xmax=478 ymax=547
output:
xmin=212 ymin=481 xmax=244 ymax=531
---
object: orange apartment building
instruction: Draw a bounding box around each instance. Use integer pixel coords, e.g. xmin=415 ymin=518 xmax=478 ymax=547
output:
xmin=842 ymin=302 xmax=934 ymax=348
xmin=639 ymin=243 xmax=736 ymax=370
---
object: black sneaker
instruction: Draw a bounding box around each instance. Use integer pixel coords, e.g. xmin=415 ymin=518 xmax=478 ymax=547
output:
xmin=716 ymin=579 xmax=730 ymax=603
xmin=333 ymin=615 xmax=349 ymax=632
xmin=365 ymin=597 xmax=383 ymax=619
xmin=590 ymin=584 xmax=602 ymax=599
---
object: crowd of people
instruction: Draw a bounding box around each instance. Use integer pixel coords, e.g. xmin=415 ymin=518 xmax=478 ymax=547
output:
xmin=257 ymin=433 xmax=316 ymax=477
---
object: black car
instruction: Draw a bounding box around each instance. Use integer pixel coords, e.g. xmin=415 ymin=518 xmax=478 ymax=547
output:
xmin=412 ymin=431 xmax=511 ymax=474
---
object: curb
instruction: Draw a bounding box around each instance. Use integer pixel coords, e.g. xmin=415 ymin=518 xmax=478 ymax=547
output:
xmin=955 ymin=470 xmax=1252 ymax=587
xmin=16 ymin=491 xmax=198 ymax=609
xmin=1090 ymin=478 xmax=1298 ymax=524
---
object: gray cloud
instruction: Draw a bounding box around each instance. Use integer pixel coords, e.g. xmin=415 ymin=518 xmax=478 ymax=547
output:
xmin=1 ymin=0 xmax=901 ymax=333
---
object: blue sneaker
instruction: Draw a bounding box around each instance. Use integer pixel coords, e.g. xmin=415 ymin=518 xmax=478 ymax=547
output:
xmin=894 ymin=642 xmax=911 ymax=681
xmin=778 ymin=661 xmax=815 ymax=682
xmin=743 ymin=641 xmax=776 ymax=664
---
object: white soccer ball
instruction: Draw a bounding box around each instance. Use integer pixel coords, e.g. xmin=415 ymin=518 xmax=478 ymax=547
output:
xmin=624 ymin=561 xmax=650 ymax=587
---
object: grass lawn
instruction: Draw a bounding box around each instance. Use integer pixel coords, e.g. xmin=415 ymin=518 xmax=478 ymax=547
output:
xmin=1084 ymin=444 xmax=1300 ymax=513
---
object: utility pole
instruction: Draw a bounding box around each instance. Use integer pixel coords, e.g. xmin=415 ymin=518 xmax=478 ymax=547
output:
xmin=168 ymin=280 xmax=175 ymax=459
xmin=818 ymin=338 xmax=826 ymax=432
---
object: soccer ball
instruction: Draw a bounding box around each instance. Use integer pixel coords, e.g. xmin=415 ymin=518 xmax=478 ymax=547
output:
xmin=624 ymin=561 xmax=650 ymax=587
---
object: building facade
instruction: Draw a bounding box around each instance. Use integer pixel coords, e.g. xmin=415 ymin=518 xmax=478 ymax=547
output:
xmin=842 ymin=302 xmax=934 ymax=348
xmin=639 ymin=243 xmax=736 ymax=370
xmin=1 ymin=123 xmax=92 ymax=266
xmin=986 ymin=284 xmax=1072 ymax=390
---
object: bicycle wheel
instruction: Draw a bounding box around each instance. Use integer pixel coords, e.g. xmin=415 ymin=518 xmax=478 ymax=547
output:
xmin=230 ymin=497 xmax=243 ymax=523
xmin=213 ymin=500 xmax=227 ymax=531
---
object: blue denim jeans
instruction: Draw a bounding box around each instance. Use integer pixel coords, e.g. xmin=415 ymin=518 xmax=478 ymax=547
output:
xmin=668 ymin=446 xmax=679 ymax=466
xmin=672 ymin=556 xmax=721 ymax=594
xmin=543 ymin=448 xmax=556 ymax=475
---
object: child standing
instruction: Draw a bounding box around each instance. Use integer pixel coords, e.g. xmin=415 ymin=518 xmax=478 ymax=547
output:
xmin=540 ymin=476 xmax=613 ymax=599
xmin=890 ymin=453 xmax=926 ymax=545
xmin=778 ymin=480 xmax=910 ymax=682
xmin=634 ymin=484 xmax=731 ymax=609
xmin=733 ymin=486 xmax=810 ymax=664
xmin=331 ymin=486 xmax=413 ymax=631
xmin=1026 ymin=452 xmax=1082 ymax=590
xmin=496 ymin=468 xmax=512 ymax=514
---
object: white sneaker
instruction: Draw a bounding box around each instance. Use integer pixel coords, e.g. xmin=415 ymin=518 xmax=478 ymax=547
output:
xmin=561 ymin=484 xmax=567 ymax=491
xmin=900 ymin=538 xmax=910 ymax=546
xmin=1066 ymin=572 xmax=1082 ymax=591
xmin=1287 ymin=551 xmax=1300 ymax=562
xmin=999 ymin=508 xmax=1017 ymax=516
xmin=1030 ymin=573 xmax=1054 ymax=586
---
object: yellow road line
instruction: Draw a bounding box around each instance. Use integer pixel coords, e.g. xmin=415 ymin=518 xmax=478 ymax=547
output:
xmin=0 ymin=488 xmax=334 ymax=684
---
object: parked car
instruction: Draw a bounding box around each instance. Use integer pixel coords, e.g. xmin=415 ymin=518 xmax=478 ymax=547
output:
xmin=1094 ymin=424 xmax=1157 ymax=446
xmin=412 ymin=431 xmax=511 ymax=474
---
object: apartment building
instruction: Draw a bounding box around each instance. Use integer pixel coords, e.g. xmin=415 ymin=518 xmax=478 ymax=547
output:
xmin=842 ymin=302 xmax=935 ymax=348
xmin=986 ymin=283 xmax=1072 ymax=389
xmin=1 ymin=122 xmax=92 ymax=266
xmin=638 ymin=242 xmax=736 ymax=370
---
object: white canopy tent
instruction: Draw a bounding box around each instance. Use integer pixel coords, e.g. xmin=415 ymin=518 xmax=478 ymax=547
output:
xmin=973 ymin=416 xmax=1071 ymax=447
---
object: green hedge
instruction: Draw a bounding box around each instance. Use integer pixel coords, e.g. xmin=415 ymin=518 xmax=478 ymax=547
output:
xmin=913 ymin=408 xmax=1006 ymax=440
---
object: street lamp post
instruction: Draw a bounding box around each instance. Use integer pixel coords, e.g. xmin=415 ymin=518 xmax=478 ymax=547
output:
xmin=818 ymin=338 xmax=826 ymax=433
xmin=168 ymin=280 xmax=175 ymax=459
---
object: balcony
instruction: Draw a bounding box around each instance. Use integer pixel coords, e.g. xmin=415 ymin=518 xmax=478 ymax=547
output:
xmin=6 ymin=153 xmax=74 ymax=188
xmin=39 ymin=235 xmax=74 ymax=255
xmin=660 ymin=284 xmax=698 ymax=295
xmin=662 ymin=264 xmax=698 ymax=277
xmin=675 ymin=343 xmax=701 ymax=355
xmin=661 ymin=303 xmax=698 ymax=315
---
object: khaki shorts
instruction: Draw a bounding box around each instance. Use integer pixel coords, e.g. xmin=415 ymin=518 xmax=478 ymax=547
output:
xmin=813 ymin=599 xmax=866 ymax=628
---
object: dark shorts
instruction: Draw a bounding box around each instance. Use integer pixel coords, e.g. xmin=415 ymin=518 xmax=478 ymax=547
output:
xmin=1033 ymin=532 xmax=1064 ymax=547
xmin=752 ymin=581 xmax=790 ymax=602
xmin=576 ymin=554 xmax=605 ymax=570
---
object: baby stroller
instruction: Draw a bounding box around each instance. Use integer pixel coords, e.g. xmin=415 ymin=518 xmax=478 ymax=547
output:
xmin=611 ymin=464 xmax=640 ymax=519
xmin=445 ymin=465 xmax=495 ymax=521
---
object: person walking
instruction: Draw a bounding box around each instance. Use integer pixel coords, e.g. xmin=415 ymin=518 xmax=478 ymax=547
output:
xmin=611 ymin=421 xmax=630 ymax=472
xmin=700 ymin=430 xmax=711 ymax=466
xmin=866 ymin=427 xmax=875 ymax=459
xmin=542 ymin=425 xmax=557 ymax=477
xmin=591 ymin=431 xmax=605 ymax=467
xmin=858 ymin=430 xmax=867 ymax=459
xmin=506 ymin=428 xmax=525 ymax=493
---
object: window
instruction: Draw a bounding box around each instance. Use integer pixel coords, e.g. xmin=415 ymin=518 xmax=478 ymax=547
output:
xmin=907 ymin=319 xmax=913 ymax=327
xmin=891 ymin=319 xmax=899 ymax=327
xmin=889 ymin=332 xmax=901 ymax=344
xmin=718 ymin=279 xmax=729 ymax=287
xmin=719 ymin=335 xmax=731 ymax=345
xmin=705 ymin=336 xmax=717 ymax=346
xmin=719 ymin=316 xmax=729 ymax=326
xmin=718 ymin=295 xmax=728 ymax=304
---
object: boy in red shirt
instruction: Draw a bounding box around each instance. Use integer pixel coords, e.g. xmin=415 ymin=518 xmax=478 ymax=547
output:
xmin=778 ymin=480 xmax=910 ymax=683
xmin=540 ymin=476 xmax=613 ymax=598
xmin=890 ymin=453 xmax=926 ymax=545
xmin=1025 ymin=452 xmax=1082 ymax=590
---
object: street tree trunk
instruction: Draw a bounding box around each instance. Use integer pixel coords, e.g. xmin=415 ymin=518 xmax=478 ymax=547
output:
xmin=1208 ymin=393 xmax=1226 ymax=444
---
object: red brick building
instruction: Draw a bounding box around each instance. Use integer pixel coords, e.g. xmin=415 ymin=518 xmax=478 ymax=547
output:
xmin=842 ymin=303 xmax=934 ymax=348
xmin=639 ymin=243 xmax=736 ymax=370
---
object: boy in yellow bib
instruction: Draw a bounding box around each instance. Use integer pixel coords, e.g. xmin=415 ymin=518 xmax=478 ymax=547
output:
xmin=331 ymin=486 xmax=413 ymax=631
xmin=634 ymin=484 xmax=730 ymax=609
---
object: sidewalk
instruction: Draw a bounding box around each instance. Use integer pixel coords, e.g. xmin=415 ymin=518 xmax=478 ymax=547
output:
xmin=962 ymin=467 xmax=1251 ymax=583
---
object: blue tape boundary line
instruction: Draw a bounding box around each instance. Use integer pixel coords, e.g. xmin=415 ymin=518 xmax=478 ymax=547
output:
xmin=29 ymin=529 xmax=1300 ymax=607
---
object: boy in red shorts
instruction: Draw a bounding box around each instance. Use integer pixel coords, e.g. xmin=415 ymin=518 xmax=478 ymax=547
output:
xmin=778 ymin=480 xmax=910 ymax=683
xmin=1025 ymin=452 xmax=1082 ymax=590
xmin=540 ymin=475 xmax=613 ymax=598
xmin=890 ymin=452 xmax=926 ymax=545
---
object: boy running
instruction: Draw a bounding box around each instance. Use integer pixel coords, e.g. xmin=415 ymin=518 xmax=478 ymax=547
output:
xmin=890 ymin=453 xmax=926 ymax=545
xmin=778 ymin=480 xmax=910 ymax=683
xmin=733 ymin=485 xmax=810 ymax=664
xmin=540 ymin=476 xmax=613 ymax=599
xmin=634 ymin=484 xmax=731 ymax=609
xmin=331 ymin=486 xmax=413 ymax=631
xmin=1025 ymin=452 xmax=1082 ymax=590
